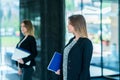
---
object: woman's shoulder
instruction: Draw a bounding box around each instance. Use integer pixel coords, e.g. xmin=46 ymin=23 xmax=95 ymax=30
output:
xmin=78 ymin=37 xmax=92 ymax=44
xmin=83 ymin=38 xmax=93 ymax=48
xmin=27 ymin=35 xmax=36 ymax=40
xmin=82 ymin=37 xmax=91 ymax=42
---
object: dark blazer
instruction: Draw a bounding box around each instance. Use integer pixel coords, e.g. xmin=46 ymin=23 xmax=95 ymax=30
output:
xmin=62 ymin=37 xmax=93 ymax=80
xmin=16 ymin=35 xmax=37 ymax=68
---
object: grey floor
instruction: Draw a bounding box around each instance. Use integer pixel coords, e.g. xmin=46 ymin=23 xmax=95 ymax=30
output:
xmin=0 ymin=65 xmax=19 ymax=80
xmin=90 ymin=65 xmax=119 ymax=77
xmin=0 ymin=65 xmax=119 ymax=80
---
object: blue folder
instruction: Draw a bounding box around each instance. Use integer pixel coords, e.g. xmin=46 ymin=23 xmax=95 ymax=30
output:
xmin=47 ymin=51 xmax=62 ymax=72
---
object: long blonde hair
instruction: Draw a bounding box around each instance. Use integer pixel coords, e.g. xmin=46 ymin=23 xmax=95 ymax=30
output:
xmin=68 ymin=14 xmax=88 ymax=38
xmin=22 ymin=19 xmax=35 ymax=36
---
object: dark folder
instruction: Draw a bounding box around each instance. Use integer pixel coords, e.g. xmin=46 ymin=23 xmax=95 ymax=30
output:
xmin=47 ymin=51 xmax=62 ymax=72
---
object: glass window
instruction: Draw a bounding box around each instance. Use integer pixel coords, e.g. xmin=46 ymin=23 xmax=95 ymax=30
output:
xmin=0 ymin=0 xmax=20 ymax=66
xmin=65 ymin=0 xmax=119 ymax=78
xmin=102 ymin=0 xmax=119 ymax=77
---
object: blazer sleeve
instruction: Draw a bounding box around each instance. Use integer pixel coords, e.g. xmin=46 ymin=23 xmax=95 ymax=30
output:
xmin=79 ymin=39 xmax=93 ymax=80
xmin=22 ymin=37 xmax=37 ymax=63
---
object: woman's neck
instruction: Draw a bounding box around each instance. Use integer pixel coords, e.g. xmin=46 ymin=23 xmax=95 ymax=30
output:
xmin=24 ymin=33 xmax=29 ymax=36
xmin=73 ymin=33 xmax=81 ymax=40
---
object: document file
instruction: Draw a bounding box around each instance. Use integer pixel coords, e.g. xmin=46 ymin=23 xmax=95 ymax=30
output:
xmin=47 ymin=51 xmax=62 ymax=72
xmin=12 ymin=48 xmax=31 ymax=65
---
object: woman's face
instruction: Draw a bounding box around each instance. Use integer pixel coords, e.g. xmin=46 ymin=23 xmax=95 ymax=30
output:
xmin=21 ymin=23 xmax=28 ymax=35
xmin=67 ymin=21 xmax=75 ymax=33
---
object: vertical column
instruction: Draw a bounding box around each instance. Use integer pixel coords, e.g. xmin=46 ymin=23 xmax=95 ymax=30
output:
xmin=40 ymin=0 xmax=65 ymax=80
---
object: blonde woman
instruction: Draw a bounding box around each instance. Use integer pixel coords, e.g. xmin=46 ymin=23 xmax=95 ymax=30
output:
xmin=16 ymin=20 xmax=37 ymax=80
xmin=56 ymin=14 xmax=93 ymax=80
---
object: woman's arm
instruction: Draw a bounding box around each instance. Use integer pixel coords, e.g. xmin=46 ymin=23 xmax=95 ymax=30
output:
xmin=79 ymin=39 xmax=93 ymax=80
xmin=22 ymin=37 xmax=37 ymax=63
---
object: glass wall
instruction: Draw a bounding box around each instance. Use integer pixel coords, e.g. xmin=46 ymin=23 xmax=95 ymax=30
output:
xmin=102 ymin=0 xmax=119 ymax=77
xmin=0 ymin=0 xmax=41 ymax=80
xmin=0 ymin=0 xmax=19 ymax=66
xmin=0 ymin=0 xmax=19 ymax=79
xmin=65 ymin=0 xmax=119 ymax=78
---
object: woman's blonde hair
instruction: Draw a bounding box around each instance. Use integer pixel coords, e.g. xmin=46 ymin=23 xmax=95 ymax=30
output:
xmin=22 ymin=19 xmax=35 ymax=36
xmin=69 ymin=14 xmax=88 ymax=38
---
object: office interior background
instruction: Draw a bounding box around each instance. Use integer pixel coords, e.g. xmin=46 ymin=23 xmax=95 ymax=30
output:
xmin=0 ymin=0 xmax=119 ymax=80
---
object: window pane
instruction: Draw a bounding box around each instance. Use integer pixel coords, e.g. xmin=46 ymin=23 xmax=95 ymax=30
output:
xmin=65 ymin=0 xmax=120 ymax=78
xmin=0 ymin=0 xmax=20 ymax=65
xmin=102 ymin=0 xmax=119 ymax=76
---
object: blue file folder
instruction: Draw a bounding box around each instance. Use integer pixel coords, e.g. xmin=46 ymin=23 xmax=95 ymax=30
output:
xmin=47 ymin=52 xmax=62 ymax=72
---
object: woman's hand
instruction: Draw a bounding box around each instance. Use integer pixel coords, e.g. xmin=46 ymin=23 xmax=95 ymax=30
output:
xmin=18 ymin=69 xmax=22 ymax=75
xmin=55 ymin=69 xmax=60 ymax=75
xmin=18 ymin=59 xmax=24 ymax=64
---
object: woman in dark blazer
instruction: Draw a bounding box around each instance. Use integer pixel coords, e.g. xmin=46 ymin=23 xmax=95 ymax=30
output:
xmin=56 ymin=14 xmax=93 ymax=80
xmin=16 ymin=20 xmax=37 ymax=80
